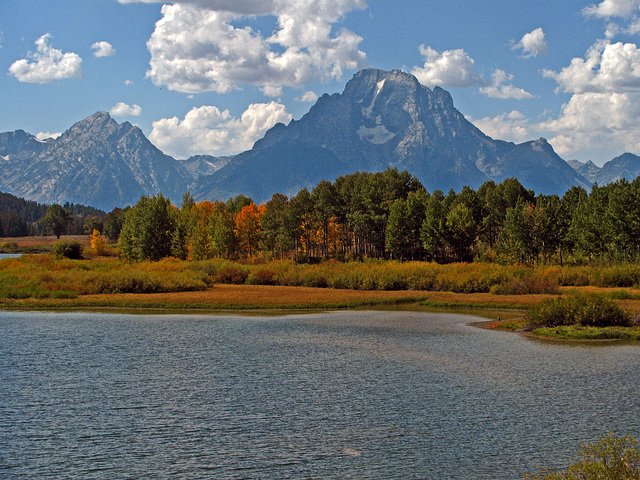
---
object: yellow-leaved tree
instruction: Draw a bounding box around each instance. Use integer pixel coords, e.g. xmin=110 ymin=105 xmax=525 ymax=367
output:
xmin=90 ymin=229 xmax=106 ymax=256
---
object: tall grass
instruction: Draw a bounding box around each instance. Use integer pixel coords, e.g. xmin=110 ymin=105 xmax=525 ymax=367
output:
xmin=3 ymin=255 xmax=640 ymax=301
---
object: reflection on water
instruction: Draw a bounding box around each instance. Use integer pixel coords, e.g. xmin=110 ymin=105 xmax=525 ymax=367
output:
xmin=1 ymin=310 xmax=639 ymax=479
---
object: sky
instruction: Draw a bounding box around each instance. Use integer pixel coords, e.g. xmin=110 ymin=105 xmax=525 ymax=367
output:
xmin=3 ymin=0 xmax=640 ymax=165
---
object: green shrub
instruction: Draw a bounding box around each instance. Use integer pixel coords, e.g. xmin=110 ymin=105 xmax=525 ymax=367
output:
xmin=52 ymin=240 xmax=84 ymax=260
xmin=0 ymin=241 xmax=19 ymax=253
xmin=526 ymin=292 xmax=631 ymax=328
xmin=525 ymin=432 xmax=640 ymax=479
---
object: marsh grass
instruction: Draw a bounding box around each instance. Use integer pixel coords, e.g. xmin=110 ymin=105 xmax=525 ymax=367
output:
xmin=530 ymin=325 xmax=640 ymax=341
xmin=4 ymin=255 xmax=640 ymax=312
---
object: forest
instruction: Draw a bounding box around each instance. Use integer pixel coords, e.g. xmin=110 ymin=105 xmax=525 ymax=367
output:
xmin=109 ymin=168 xmax=640 ymax=266
xmin=0 ymin=192 xmax=105 ymax=237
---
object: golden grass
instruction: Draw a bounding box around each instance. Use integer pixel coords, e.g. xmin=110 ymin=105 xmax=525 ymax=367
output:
xmin=0 ymin=235 xmax=91 ymax=247
xmin=0 ymin=284 xmax=433 ymax=311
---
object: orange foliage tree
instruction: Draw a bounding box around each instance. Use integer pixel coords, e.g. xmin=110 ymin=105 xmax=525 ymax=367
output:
xmin=235 ymin=203 xmax=265 ymax=257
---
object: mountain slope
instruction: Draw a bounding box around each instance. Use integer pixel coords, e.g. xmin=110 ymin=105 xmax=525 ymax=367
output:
xmin=0 ymin=112 xmax=192 ymax=210
xmin=193 ymin=68 xmax=590 ymax=202
xmin=594 ymin=153 xmax=640 ymax=185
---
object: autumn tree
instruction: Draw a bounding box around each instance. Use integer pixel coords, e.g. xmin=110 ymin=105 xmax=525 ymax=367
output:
xmin=90 ymin=229 xmax=106 ymax=255
xmin=234 ymin=202 xmax=265 ymax=257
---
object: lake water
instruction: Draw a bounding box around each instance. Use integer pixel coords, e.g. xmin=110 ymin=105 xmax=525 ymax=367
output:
xmin=1 ymin=310 xmax=639 ymax=479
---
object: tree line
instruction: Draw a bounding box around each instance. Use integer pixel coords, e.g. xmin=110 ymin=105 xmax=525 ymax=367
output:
xmin=0 ymin=191 xmax=107 ymax=238
xmin=114 ymin=168 xmax=640 ymax=265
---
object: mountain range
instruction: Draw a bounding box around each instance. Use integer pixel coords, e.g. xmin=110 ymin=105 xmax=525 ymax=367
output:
xmin=0 ymin=68 xmax=637 ymax=211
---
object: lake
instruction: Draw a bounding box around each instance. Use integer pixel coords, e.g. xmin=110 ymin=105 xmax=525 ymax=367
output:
xmin=1 ymin=309 xmax=639 ymax=479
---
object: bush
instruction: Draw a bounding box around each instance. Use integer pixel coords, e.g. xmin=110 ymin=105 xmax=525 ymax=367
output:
xmin=0 ymin=241 xmax=19 ymax=253
xmin=525 ymin=432 xmax=640 ymax=479
xmin=490 ymin=275 xmax=559 ymax=295
xmin=52 ymin=240 xmax=84 ymax=260
xmin=526 ymin=292 xmax=631 ymax=328
xmin=213 ymin=267 xmax=248 ymax=284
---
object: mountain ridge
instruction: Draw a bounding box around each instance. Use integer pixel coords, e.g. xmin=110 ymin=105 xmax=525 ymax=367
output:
xmin=2 ymin=68 xmax=638 ymax=210
xmin=193 ymin=68 xmax=590 ymax=202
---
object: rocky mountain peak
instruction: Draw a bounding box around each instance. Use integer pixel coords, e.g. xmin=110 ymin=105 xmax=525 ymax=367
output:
xmin=60 ymin=111 xmax=120 ymax=142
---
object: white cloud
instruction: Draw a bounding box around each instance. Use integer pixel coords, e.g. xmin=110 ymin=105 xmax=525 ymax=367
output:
xmin=472 ymin=111 xmax=532 ymax=143
xmin=124 ymin=80 xmax=134 ymax=85
xmin=512 ymin=28 xmax=549 ymax=57
xmin=584 ymin=0 xmax=640 ymax=17
xmin=534 ymin=38 xmax=640 ymax=156
xmin=479 ymin=70 xmax=535 ymax=99
xmin=140 ymin=1 xmax=367 ymax=94
xmin=544 ymin=40 xmax=640 ymax=93
xmin=110 ymin=102 xmax=142 ymax=117
xmin=8 ymin=34 xmax=82 ymax=83
xmin=117 ymin=0 xmax=278 ymax=13
xmin=411 ymin=45 xmax=483 ymax=88
xmin=36 ymin=131 xmax=62 ymax=140
xmin=538 ymin=91 xmax=640 ymax=156
xmin=297 ymin=91 xmax=318 ymax=102
xmin=91 ymin=41 xmax=116 ymax=57
xmin=149 ymin=101 xmax=292 ymax=158
xmin=261 ymin=85 xmax=283 ymax=97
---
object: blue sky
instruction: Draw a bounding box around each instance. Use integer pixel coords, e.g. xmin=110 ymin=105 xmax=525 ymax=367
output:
xmin=2 ymin=0 xmax=640 ymax=164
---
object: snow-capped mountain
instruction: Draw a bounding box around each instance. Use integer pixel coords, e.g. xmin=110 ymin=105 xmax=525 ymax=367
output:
xmin=192 ymin=68 xmax=590 ymax=202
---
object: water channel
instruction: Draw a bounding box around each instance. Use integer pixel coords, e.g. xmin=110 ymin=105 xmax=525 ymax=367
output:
xmin=1 ymin=309 xmax=639 ymax=479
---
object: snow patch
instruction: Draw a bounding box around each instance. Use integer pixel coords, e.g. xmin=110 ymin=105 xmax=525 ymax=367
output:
xmin=361 ymin=79 xmax=387 ymax=119
xmin=357 ymin=124 xmax=396 ymax=144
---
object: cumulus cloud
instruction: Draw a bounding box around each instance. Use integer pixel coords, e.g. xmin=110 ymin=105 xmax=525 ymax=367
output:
xmin=8 ymin=34 xmax=83 ymax=83
xmin=584 ymin=0 xmax=640 ymax=17
xmin=138 ymin=1 xmax=367 ymax=94
xmin=148 ymin=101 xmax=292 ymax=158
xmin=110 ymin=102 xmax=142 ymax=117
xmin=36 ymin=131 xmax=62 ymax=140
xmin=472 ymin=111 xmax=532 ymax=143
xmin=479 ymin=70 xmax=535 ymax=99
xmin=91 ymin=41 xmax=116 ymax=57
xmin=261 ymin=85 xmax=283 ymax=97
xmin=535 ymin=38 xmax=640 ymax=156
xmin=411 ymin=45 xmax=483 ymax=88
xmin=512 ymin=28 xmax=549 ymax=57
xmin=544 ymin=40 xmax=640 ymax=93
xmin=538 ymin=91 xmax=640 ymax=156
xmin=297 ymin=91 xmax=319 ymax=102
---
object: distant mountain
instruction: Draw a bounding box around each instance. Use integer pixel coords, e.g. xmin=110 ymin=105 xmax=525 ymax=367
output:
xmin=5 ymin=68 xmax=638 ymax=211
xmin=192 ymin=68 xmax=590 ymax=202
xmin=0 ymin=112 xmax=192 ymax=211
xmin=567 ymin=159 xmax=601 ymax=183
xmin=178 ymin=155 xmax=232 ymax=178
xmin=568 ymin=153 xmax=640 ymax=185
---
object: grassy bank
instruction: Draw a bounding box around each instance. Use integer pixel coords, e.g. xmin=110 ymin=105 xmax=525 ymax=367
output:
xmin=1 ymin=254 xmax=640 ymax=343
